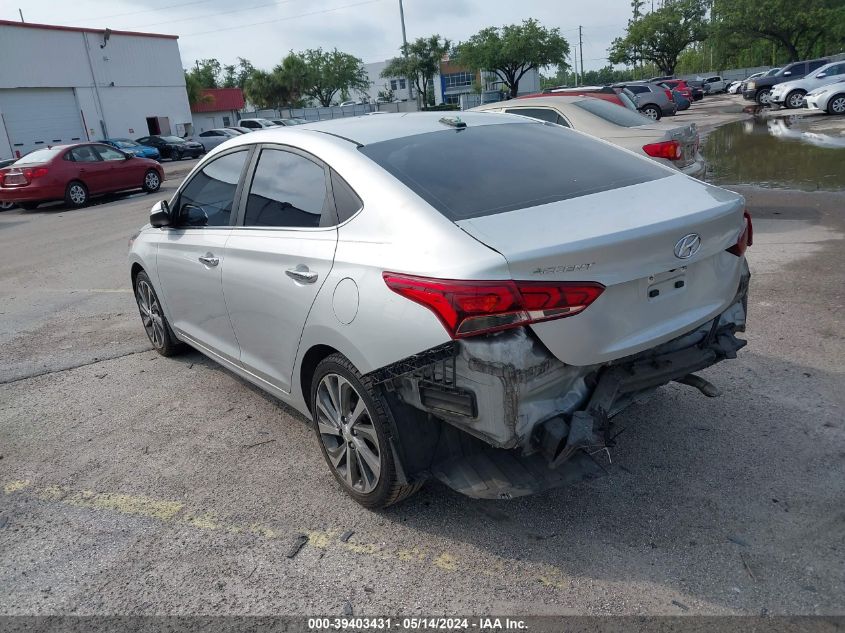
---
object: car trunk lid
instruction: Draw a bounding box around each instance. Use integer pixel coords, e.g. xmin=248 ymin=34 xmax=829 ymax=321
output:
xmin=456 ymin=174 xmax=746 ymax=365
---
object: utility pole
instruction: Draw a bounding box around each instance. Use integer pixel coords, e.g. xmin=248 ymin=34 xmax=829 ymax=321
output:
xmin=573 ymin=47 xmax=579 ymax=86
xmin=398 ymin=0 xmax=417 ymax=107
xmin=579 ymin=26 xmax=584 ymax=83
xmin=18 ymin=8 xmax=24 ymax=22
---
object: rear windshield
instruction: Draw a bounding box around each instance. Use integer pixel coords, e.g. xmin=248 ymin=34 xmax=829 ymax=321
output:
xmin=160 ymin=136 xmax=184 ymax=143
xmin=14 ymin=148 xmax=63 ymax=164
xmin=359 ymin=122 xmax=668 ymax=221
xmin=573 ymin=98 xmax=653 ymax=127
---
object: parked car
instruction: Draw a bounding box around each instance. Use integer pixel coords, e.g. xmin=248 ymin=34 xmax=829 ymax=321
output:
xmin=726 ymin=80 xmax=742 ymax=94
xmin=473 ymin=95 xmax=704 ymax=177
xmin=743 ymin=58 xmax=831 ymax=105
xmin=804 ymin=78 xmax=845 ymax=115
xmin=670 ymin=90 xmax=691 ymax=110
xmin=339 ymin=101 xmax=358 ymax=107
xmin=128 ymin=113 xmax=751 ymax=507
xmin=702 ymin=76 xmax=728 ymax=93
xmin=195 ymin=128 xmax=242 ymax=152
xmin=135 ymin=135 xmax=204 ymax=160
xmin=770 ymin=60 xmax=845 ymax=109
xmin=102 ymin=138 xmax=161 ymax=160
xmin=0 ymin=157 xmax=16 ymax=209
xmin=660 ymin=79 xmax=693 ymax=101
xmin=527 ymin=86 xmax=636 ymax=111
xmin=238 ymin=118 xmax=278 ymax=129
xmin=0 ymin=143 xmax=163 ymax=210
xmin=225 ymin=126 xmax=252 ymax=135
xmin=737 ymin=68 xmax=780 ymax=95
xmin=685 ymin=80 xmax=705 ymax=101
xmin=613 ymin=82 xmax=677 ymax=119
xmin=271 ymin=118 xmax=308 ymax=126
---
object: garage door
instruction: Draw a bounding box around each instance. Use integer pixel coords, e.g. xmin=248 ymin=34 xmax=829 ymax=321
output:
xmin=0 ymin=88 xmax=87 ymax=157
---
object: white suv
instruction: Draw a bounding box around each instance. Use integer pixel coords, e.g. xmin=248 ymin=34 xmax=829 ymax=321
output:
xmin=770 ymin=61 xmax=845 ymax=109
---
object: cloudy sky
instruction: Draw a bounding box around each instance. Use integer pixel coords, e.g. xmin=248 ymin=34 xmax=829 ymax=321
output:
xmin=5 ymin=0 xmax=633 ymax=73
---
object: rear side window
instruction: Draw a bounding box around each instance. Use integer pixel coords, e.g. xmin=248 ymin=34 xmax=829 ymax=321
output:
xmin=244 ymin=149 xmax=328 ymax=228
xmin=572 ymin=98 xmax=652 ymax=127
xmin=359 ymin=122 xmax=668 ymax=221
xmin=331 ymin=170 xmax=362 ymax=223
xmin=503 ymin=108 xmax=568 ymax=126
xmin=70 ymin=146 xmax=101 ymax=162
xmin=628 ymin=85 xmax=649 ymax=94
xmin=177 ymin=150 xmax=248 ymax=227
xmin=808 ymin=60 xmax=827 ymax=72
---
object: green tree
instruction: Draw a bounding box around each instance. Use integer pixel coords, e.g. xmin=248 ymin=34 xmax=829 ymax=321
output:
xmin=187 ymin=58 xmax=222 ymax=89
xmin=609 ymin=0 xmax=708 ymax=75
xmin=243 ymin=69 xmax=292 ymax=110
xmin=222 ymin=58 xmax=256 ymax=90
xmin=382 ymin=35 xmax=451 ymax=107
xmin=293 ymin=48 xmax=369 ymax=107
xmin=184 ymin=72 xmax=213 ymax=106
xmin=454 ymin=19 xmax=569 ymax=99
xmin=711 ymin=0 xmax=845 ymax=62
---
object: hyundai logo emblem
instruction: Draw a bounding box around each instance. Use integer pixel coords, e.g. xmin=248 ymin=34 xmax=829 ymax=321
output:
xmin=674 ymin=233 xmax=701 ymax=259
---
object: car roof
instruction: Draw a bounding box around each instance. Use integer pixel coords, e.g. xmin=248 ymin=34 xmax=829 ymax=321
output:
xmin=233 ymin=111 xmax=535 ymax=146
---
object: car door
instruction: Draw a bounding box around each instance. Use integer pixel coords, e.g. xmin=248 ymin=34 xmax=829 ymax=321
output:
xmin=93 ymin=144 xmax=137 ymax=190
xmin=68 ymin=145 xmax=112 ymax=193
xmin=154 ymin=148 xmax=251 ymax=364
xmin=222 ymin=145 xmax=339 ymax=392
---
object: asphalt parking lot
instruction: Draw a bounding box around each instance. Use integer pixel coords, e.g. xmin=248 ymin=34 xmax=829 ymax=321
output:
xmin=1 ymin=99 xmax=843 ymax=616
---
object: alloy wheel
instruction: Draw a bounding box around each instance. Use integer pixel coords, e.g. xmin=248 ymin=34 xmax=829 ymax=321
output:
xmin=830 ymin=96 xmax=845 ymax=114
xmin=136 ymin=279 xmax=166 ymax=349
xmin=787 ymin=92 xmax=805 ymax=109
xmin=145 ymin=171 xmax=160 ymax=190
xmin=315 ymin=373 xmax=381 ymax=494
xmin=68 ymin=184 xmax=86 ymax=205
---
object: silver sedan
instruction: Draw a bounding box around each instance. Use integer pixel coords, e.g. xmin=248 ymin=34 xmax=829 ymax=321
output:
xmin=129 ymin=112 xmax=752 ymax=508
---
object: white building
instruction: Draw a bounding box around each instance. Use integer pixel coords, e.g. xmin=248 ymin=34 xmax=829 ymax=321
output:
xmin=0 ymin=20 xmax=192 ymax=160
xmin=362 ymin=61 xmax=413 ymax=102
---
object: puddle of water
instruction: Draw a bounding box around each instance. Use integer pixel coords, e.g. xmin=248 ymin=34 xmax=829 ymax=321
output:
xmin=703 ymin=117 xmax=845 ymax=191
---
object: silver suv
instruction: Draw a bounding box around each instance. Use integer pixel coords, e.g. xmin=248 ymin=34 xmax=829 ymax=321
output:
xmin=129 ymin=113 xmax=751 ymax=508
xmin=615 ymin=82 xmax=678 ymax=119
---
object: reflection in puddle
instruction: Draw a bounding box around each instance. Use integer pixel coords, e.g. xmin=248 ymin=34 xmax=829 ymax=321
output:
xmin=704 ymin=117 xmax=845 ymax=190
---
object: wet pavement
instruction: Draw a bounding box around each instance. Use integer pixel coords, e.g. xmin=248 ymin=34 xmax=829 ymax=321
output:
xmin=704 ymin=115 xmax=845 ymax=191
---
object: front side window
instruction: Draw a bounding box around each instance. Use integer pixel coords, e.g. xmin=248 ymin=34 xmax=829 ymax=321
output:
xmin=70 ymin=146 xmax=101 ymax=162
xmin=96 ymin=145 xmax=126 ymax=161
xmin=177 ymin=150 xmax=248 ymax=227
xmin=244 ymin=149 xmax=328 ymax=228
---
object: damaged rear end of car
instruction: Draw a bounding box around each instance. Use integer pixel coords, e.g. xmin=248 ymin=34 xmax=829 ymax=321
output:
xmin=358 ymin=119 xmax=752 ymax=499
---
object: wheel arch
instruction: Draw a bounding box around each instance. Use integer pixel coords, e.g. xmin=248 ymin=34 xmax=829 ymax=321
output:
xmin=298 ymin=344 xmax=341 ymax=415
xmin=827 ymin=92 xmax=845 ymax=114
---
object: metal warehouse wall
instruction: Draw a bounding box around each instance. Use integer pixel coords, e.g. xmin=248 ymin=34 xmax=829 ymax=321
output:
xmin=0 ymin=22 xmax=191 ymax=156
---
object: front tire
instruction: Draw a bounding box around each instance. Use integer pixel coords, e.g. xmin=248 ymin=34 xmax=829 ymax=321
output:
xmin=311 ymin=353 xmax=421 ymax=509
xmin=134 ymin=271 xmax=185 ymax=357
xmin=64 ymin=181 xmax=88 ymax=208
xmin=641 ymin=105 xmax=661 ymax=120
xmin=142 ymin=169 xmax=161 ymax=193
xmin=756 ymin=89 xmax=772 ymax=106
xmin=827 ymin=94 xmax=845 ymax=115
xmin=785 ymin=90 xmax=806 ymax=109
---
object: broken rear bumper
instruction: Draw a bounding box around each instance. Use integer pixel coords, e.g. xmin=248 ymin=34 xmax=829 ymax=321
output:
xmin=375 ymin=262 xmax=750 ymax=499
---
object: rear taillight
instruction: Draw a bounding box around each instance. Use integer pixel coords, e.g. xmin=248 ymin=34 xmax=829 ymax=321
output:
xmin=383 ymin=273 xmax=605 ymax=338
xmin=664 ymin=89 xmax=674 ymax=101
xmin=23 ymin=167 xmax=49 ymax=179
xmin=727 ymin=210 xmax=753 ymax=256
xmin=642 ymin=140 xmax=682 ymax=160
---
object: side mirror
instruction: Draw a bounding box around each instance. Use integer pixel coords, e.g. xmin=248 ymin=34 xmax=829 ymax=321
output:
xmin=124 ymin=153 xmax=134 ymax=160
xmin=783 ymin=71 xmax=792 ymax=76
xmin=149 ymin=200 xmax=171 ymax=228
xmin=816 ymin=72 xmax=827 ymax=78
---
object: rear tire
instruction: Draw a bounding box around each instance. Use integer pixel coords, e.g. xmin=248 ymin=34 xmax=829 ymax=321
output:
xmin=64 ymin=181 xmax=88 ymax=208
xmin=785 ymin=90 xmax=806 ymax=109
xmin=827 ymin=94 xmax=845 ymax=115
xmin=134 ymin=271 xmax=185 ymax=357
xmin=311 ymin=353 xmax=422 ymax=509
xmin=142 ymin=169 xmax=161 ymax=193
xmin=641 ymin=105 xmax=661 ymax=120
xmin=0 ymin=201 xmax=15 ymax=211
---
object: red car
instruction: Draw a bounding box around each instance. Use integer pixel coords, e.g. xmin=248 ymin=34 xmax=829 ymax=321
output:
xmin=659 ymin=79 xmax=693 ymax=100
xmin=0 ymin=143 xmax=164 ymax=210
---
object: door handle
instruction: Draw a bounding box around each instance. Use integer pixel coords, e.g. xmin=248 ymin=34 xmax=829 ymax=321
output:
xmin=285 ymin=265 xmax=318 ymax=284
xmin=198 ymin=253 xmax=219 ymax=267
